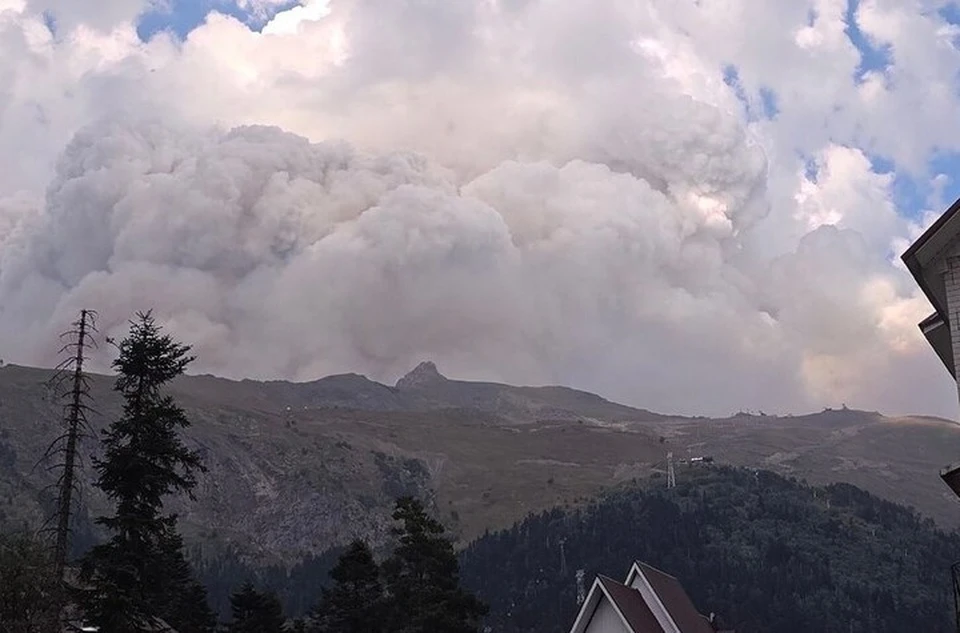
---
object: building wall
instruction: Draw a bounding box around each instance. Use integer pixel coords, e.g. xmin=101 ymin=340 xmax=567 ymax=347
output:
xmin=945 ymin=255 xmax=960 ymax=403
xmin=585 ymin=596 xmax=631 ymax=633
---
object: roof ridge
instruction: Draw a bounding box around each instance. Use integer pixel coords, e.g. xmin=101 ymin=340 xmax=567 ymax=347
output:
xmin=636 ymin=560 xmax=679 ymax=580
xmin=598 ymin=574 xmax=632 ymax=589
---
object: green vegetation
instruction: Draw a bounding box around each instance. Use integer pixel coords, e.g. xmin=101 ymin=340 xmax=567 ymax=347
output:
xmin=195 ymin=498 xmax=489 ymax=632
xmin=294 ymin=497 xmax=487 ymax=633
xmin=0 ymin=532 xmax=59 ymax=632
xmin=225 ymin=582 xmax=286 ymax=633
xmin=307 ymin=540 xmax=384 ymax=633
xmin=459 ymin=466 xmax=960 ymax=633
xmin=76 ymin=311 xmax=215 ymax=632
xmin=380 ymin=497 xmax=488 ymax=633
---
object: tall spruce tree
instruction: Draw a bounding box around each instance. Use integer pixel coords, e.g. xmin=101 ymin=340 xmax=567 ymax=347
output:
xmin=77 ymin=311 xmax=210 ymax=632
xmin=382 ymin=497 xmax=487 ymax=633
xmin=226 ymin=582 xmax=286 ymax=633
xmin=308 ymin=540 xmax=384 ymax=633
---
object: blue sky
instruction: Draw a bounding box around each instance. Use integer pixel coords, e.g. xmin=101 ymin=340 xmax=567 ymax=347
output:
xmin=718 ymin=0 xmax=960 ymax=224
xmin=137 ymin=0 xmax=300 ymax=40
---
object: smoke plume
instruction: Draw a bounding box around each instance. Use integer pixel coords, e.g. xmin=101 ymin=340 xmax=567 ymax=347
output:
xmin=0 ymin=0 xmax=952 ymax=416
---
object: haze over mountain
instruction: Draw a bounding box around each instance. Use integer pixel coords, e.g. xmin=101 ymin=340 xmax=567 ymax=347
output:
xmin=2 ymin=360 xmax=960 ymax=566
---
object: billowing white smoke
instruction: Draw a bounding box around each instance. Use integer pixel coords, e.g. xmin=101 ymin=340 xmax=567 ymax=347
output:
xmin=0 ymin=0 xmax=950 ymax=416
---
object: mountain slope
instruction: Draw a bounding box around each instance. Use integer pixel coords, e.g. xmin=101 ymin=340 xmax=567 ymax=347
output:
xmin=2 ymin=361 xmax=960 ymax=565
xmin=460 ymin=466 xmax=960 ymax=633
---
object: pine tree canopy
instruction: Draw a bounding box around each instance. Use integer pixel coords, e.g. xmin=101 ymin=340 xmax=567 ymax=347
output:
xmin=309 ymin=539 xmax=384 ymax=633
xmin=227 ymin=581 xmax=286 ymax=633
xmin=78 ymin=311 xmax=212 ymax=632
xmin=96 ymin=310 xmax=203 ymax=542
xmin=382 ymin=497 xmax=488 ymax=633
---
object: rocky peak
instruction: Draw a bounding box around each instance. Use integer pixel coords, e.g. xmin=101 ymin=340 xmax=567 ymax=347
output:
xmin=396 ymin=361 xmax=446 ymax=390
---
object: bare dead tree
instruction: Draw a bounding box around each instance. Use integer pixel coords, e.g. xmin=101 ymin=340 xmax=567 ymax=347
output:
xmin=39 ymin=309 xmax=99 ymax=581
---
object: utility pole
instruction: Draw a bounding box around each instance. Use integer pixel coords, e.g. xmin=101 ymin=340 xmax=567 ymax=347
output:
xmin=576 ymin=569 xmax=586 ymax=606
xmin=667 ymin=451 xmax=676 ymax=489
xmin=559 ymin=537 xmax=568 ymax=577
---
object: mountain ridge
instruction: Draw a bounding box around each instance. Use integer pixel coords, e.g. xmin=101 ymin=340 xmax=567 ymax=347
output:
xmin=1 ymin=361 xmax=959 ymax=566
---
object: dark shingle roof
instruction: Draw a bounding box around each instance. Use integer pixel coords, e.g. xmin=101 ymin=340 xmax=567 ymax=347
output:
xmin=635 ymin=563 xmax=716 ymax=633
xmin=902 ymin=196 xmax=960 ymax=319
xmin=598 ymin=575 xmax=664 ymax=633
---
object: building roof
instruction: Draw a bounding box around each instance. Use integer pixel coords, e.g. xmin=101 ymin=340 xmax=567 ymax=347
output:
xmin=631 ymin=563 xmax=715 ymax=633
xmin=902 ymin=196 xmax=960 ymax=318
xmin=569 ymin=561 xmax=727 ymax=633
xmin=901 ymin=197 xmax=960 ymax=378
xmin=598 ymin=575 xmax=664 ymax=633
xmin=64 ymin=617 xmax=178 ymax=632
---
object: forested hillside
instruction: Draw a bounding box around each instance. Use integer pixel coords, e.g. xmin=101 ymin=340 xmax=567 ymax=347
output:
xmin=459 ymin=466 xmax=960 ymax=633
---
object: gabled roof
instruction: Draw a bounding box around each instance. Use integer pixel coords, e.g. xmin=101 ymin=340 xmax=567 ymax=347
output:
xmin=569 ymin=576 xmax=664 ymax=633
xmin=901 ymin=198 xmax=960 ymax=379
xmin=64 ymin=617 xmax=178 ymax=632
xmin=627 ymin=563 xmax=715 ymax=633
xmin=599 ymin=576 xmax=664 ymax=633
xmin=569 ymin=562 xmax=722 ymax=633
xmin=902 ymin=197 xmax=960 ymax=318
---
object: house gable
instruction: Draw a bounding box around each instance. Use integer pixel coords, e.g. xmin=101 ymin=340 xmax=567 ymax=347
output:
xmin=569 ymin=578 xmax=635 ymax=633
xmin=587 ymin=594 xmax=634 ymax=633
xmin=625 ymin=563 xmax=682 ymax=633
xmin=569 ymin=576 xmax=665 ymax=633
xmin=625 ymin=562 xmax=714 ymax=633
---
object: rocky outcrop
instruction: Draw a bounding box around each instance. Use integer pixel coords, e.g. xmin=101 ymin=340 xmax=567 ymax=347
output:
xmin=395 ymin=361 xmax=447 ymax=390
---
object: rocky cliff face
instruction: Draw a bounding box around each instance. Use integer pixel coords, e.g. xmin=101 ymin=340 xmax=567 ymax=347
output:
xmin=2 ymin=362 xmax=960 ymax=566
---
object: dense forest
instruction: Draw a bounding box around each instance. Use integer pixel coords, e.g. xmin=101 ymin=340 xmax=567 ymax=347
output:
xmin=192 ymin=546 xmax=343 ymax=617
xmin=459 ymin=466 xmax=960 ymax=633
xmin=190 ymin=465 xmax=960 ymax=633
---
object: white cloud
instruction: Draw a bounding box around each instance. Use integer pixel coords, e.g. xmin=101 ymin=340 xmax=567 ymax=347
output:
xmin=0 ymin=0 xmax=956 ymax=417
xmin=261 ymin=0 xmax=330 ymax=35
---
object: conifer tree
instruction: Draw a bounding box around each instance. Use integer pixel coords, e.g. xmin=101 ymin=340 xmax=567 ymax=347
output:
xmin=77 ymin=311 xmax=208 ymax=632
xmin=155 ymin=531 xmax=217 ymax=633
xmin=308 ymin=540 xmax=384 ymax=633
xmin=382 ymin=497 xmax=487 ymax=633
xmin=226 ymin=581 xmax=285 ymax=633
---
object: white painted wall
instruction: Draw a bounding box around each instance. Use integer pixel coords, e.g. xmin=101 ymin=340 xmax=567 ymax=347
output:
xmin=584 ymin=596 xmax=631 ymax=633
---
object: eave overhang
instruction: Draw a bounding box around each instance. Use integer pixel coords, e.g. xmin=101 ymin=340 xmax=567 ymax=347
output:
xmin=920 ymin=312 xmax=955 ymax=379
xmin=902 ymin=198 xmax=960 ymax=379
